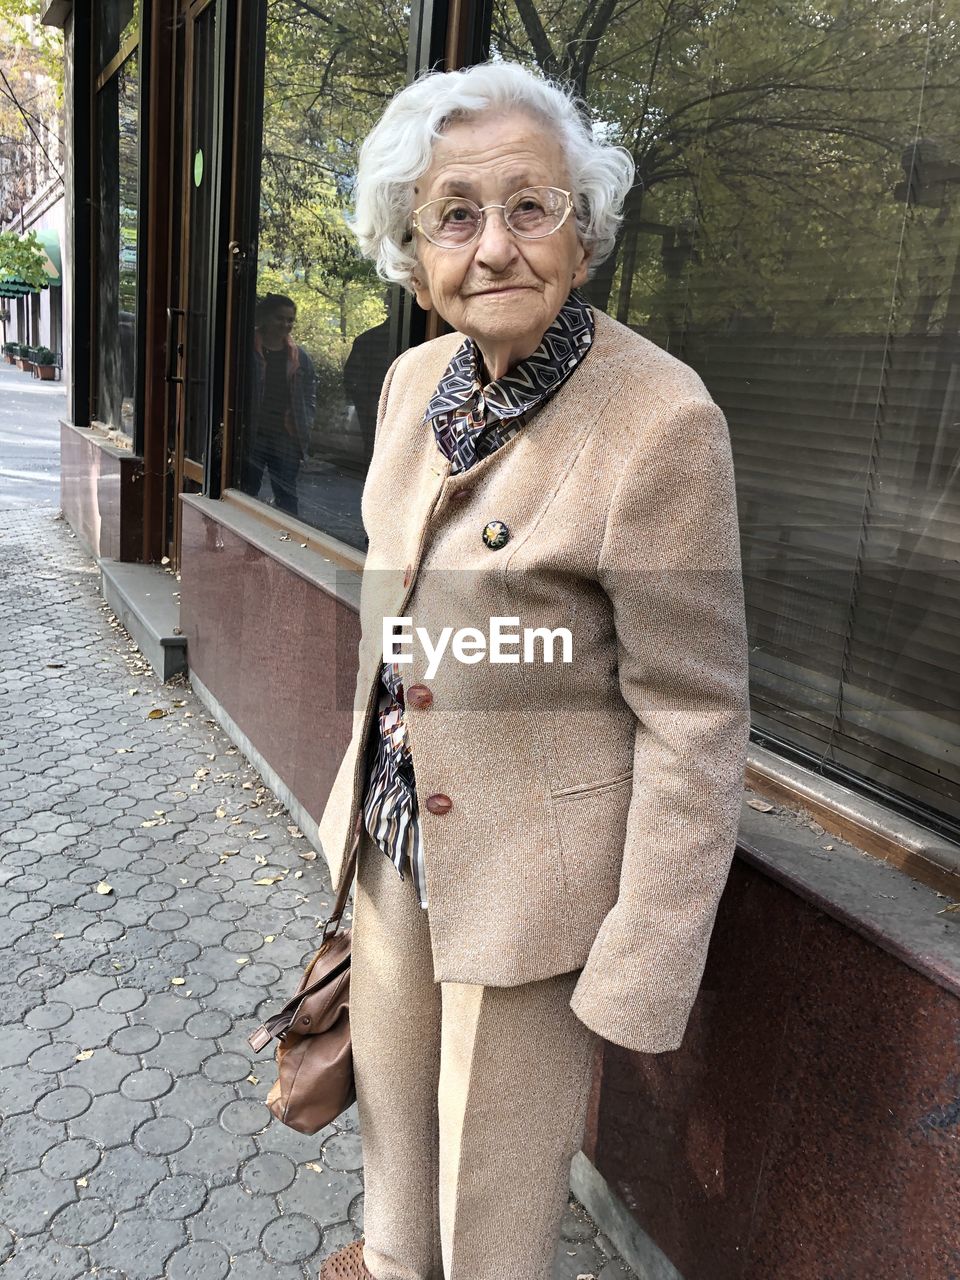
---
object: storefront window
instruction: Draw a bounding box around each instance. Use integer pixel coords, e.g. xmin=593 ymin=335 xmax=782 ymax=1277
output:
xmin=96 ymin=0 xmax=138 ymax=73
xmin=234 ymin=0 xmax=409 ymax=550
xmin=94 ymin=42 xmax=139 ymax=435
xmin=488 ymin=1 xmax=960 ymax=826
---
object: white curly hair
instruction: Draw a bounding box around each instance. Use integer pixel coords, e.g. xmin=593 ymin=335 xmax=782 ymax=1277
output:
xmin=350 ymin=61 xmax=635 ymax=291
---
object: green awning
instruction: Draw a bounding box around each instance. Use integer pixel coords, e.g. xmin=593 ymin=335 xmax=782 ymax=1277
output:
xmin=0 ymin=228 xmax=62 ymax=298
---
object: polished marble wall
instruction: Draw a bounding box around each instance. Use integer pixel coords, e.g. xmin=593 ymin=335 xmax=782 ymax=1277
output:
xmin=178 ymin=501 xmax=359 ymax=829
xmin=583 ymin=861 xmax=960 ymax=1279
xmin=60 ymin=422 xmax=141 ymax=561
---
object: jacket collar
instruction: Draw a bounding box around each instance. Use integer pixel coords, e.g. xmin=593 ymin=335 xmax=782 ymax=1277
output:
xmin=424 ymin=288 xmax=594 ymax=425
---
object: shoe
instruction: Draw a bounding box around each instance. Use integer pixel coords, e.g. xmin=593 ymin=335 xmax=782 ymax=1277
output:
xmin=319 ymin=1237 xmax=374 ymax=1278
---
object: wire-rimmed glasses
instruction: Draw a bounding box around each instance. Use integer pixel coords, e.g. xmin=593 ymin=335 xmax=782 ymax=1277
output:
xmin=412 ymin=186 xmax=574 ymax=249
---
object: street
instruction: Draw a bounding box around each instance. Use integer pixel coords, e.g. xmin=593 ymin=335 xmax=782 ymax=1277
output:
xmin=0 ymin=399 xmax=629 ymax=1278
xmin=0 ymin=359 xmax=63 ymax=508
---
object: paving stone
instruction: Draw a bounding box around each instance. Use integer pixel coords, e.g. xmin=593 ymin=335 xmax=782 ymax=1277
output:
xmin=154 ymin=1074 xmax=236 ymax=1123
xmin=0 ymin=1025 xmax=50 ymax=1069
xmin=239 ymin=1151 xmax=297 ymax=1194
xmin=321 ymin=1129 xmax=364 ymax=1172
xmin=189 ymin=1182 xmax=278 ymax=1254
xmin=60 ymin=1045 xmax=133 ymax=1094
xmin=40 ymin=1136 xmax=102 ymax=1179
xmin=166 ymin=1240 xmax=231 ymax=1280
xmin=48 ymin=1195 xmax=116 ymax=1245
xmin=0 ymin=1235 xmax=88 ymax=1279
xmin=82 ymin=1144 xmax=169 ymax=1212
xmin=2 ymin=1113 xmax=64 ymax=1172
xmin=50 ymin=1006 xmax=128 ymax=1048
xmin=0 ymin=1165 xmax=77 ymax=1237
xmin=68 ymin=1092 xmax=155 ymax=1149
xmin=279 ymin=1164 xmax=363 ymax=1224
xmin=86 ymin=1210 xmax=187 ymax=1280
xmin=169 ymin=1124 xmax=258 ymax=1188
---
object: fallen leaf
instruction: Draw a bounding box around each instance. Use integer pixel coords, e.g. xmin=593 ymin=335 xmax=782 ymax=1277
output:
xmin=173 ymin=699 xmax=186 ymax=707
xmin=255 ymin=854 xmax=267 ymax=865
xmin=95 ymin=882 xmax=113 ymax=895
xmin=141 ymin=819 xmax=165 ymax=828
xmin=287 ymin=826 xmax=303 ymax=839
xmin=53 ymin=932 xmax=64 ymax=940
xmin=236 ymin=957 xmax=249 ymax=965
xmin=746 ymin=797 xmax=774 ymax=812
xmin=190 ymin=782 xmax=201 ymax=791
xmin=161 ymin=556 xmax=170 ymax=565
xmin=936 ymin=903 xmax=960 ymax=915
xmin=128 ymin=688 xmax=139 ymax=695
xmin=194 ymin=768 xmax=209 ymax=780
xmin=115 ymin=747 xmax=129 ymax=754
xmin=75 ymin=1050 xmax=94 ymax=1061
xmin=76 ymin=1177 xmax=87 ymax=1188
xmin=147 ymin=708 xmax=169 ymax=720
xmin=153 ymin=810 xmax=165 ymax=817
xmin=242 ymin=782 xmax=254 ymax=790
xmin=299 ymin=850 xmax=317 ymax=861
xmin=294 ymin=870 xmax=303 ymax=879
xmin=251 ymin=832 xmax=269 ymax=841
xmin=305 ymin=1162 xmax=324 ymax=1173
xmin=215 ymin=807 xmax=228 ymax=819
xmin=46 ymin=662 xmax=66 ymax=668
xmin=247 ymin=1074 xmax=259 ymax=1085
xmin=264 ymin=935 xmax=275 ymax=943
xmin=253 ymin=876 xmax=285 ymax=886
xmin=170 ymin=977 xmax=186 ymax=985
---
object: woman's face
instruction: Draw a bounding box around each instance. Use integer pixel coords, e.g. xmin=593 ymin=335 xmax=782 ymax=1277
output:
xmin=410 ymin=111 xmax=591 ymax=373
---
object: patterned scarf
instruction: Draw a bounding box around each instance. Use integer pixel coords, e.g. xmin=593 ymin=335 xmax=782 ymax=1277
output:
xmin=425 ymin=288 xmax=595 ymax=474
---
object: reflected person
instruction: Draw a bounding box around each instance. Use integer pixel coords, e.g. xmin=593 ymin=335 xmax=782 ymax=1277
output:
xmin=243 ymin=293 xmax=316 ymax=518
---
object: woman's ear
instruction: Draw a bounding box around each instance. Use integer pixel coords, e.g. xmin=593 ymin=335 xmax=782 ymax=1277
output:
xmin=572 ymin=239 xmax=592 ymax=289
xmin=411 ymin=268 xmax=433 ymax=313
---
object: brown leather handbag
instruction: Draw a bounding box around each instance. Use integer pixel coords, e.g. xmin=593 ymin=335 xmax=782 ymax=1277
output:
xmin=247 ymin=822 xmax=360 ymax=1134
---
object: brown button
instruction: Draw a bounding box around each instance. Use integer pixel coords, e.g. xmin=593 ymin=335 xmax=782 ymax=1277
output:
xmin=425 ymin=793 xmax=452 ymax=815
xmin=402 ymin=563 xmax=412 ymax=588
xmin=406 ymin=684 xmax=433 ymax=709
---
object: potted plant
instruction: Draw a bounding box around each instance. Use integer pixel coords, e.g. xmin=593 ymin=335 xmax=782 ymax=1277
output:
xmin=16 ymin=345 xmax=33 ymax=372
xmin=2 ymin=342 xmax=16 ymax=364
xmin=33 ymin=347 xmax=58 ymax=380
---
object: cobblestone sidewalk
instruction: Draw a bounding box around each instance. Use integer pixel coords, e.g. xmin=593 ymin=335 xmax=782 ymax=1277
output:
xmin=0 ymin=508 xmax=632 ymax=1280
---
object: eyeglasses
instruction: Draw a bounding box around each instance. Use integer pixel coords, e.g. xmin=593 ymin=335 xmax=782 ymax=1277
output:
xmin=412 ymin=186 xmax=574 ymax=249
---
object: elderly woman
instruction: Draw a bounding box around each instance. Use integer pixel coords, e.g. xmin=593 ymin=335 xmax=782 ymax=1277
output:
xmin=317 ymin=60 xmax=750 ymax=1280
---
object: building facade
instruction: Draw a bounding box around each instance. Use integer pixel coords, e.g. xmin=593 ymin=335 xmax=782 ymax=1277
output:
xmin=0 ymin=12 xmax=66 ymax=366
xmin=46 ymin=1 xmax=960 ymax=1275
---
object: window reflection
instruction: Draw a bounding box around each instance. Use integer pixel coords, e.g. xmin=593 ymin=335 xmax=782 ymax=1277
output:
xmin=489 ymin=1 xmax=960 ymax=822
xmin=94 ymin=48 xmax=139 ymax=435
xmin=235 ymin=0 xmax=408 ymax=550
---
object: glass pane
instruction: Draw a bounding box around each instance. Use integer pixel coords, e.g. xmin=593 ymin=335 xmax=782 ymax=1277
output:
xmin=96 ymin=0 xmax=138 ymax=73
xmin=487 ymin=2 xmax=960 ymax=825
xmin=233 ymin=0 xmax=409 ymax=551
xmin=183 ymin=4 xmax=218 ymax=470
xmin=95 ymin=49 xmax=139 ymax=435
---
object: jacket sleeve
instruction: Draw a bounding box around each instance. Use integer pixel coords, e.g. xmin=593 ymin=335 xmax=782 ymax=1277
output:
xmin=568 ymin=395 xmax=750 ymax=1054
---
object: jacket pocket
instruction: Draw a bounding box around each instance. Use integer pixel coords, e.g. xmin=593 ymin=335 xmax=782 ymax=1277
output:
xmin=551 ymin=773 xmax=634 ymax=918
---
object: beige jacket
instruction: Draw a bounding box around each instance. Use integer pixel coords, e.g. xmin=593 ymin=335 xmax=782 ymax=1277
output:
xmin=318 ymin=306 xmax=750 ymax=1053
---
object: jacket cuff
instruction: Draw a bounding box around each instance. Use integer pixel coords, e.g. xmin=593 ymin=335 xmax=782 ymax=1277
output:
xmin=568 ymin=910 xmax=703 ymax=1054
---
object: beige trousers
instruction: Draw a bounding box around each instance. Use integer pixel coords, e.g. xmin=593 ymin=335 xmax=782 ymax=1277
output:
xmin=349 ymin=831 xmax=600 ymax=1280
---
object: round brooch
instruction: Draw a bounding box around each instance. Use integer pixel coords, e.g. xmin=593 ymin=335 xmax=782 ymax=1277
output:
xmin=481 ymin=520 xmax=510 ymax=550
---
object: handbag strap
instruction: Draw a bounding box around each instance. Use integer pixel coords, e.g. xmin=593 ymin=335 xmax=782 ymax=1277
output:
xmin=319 ymin=812 xmax=363 ymax=943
